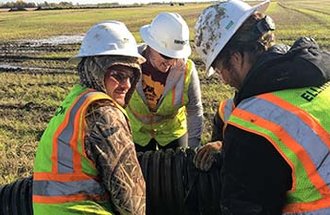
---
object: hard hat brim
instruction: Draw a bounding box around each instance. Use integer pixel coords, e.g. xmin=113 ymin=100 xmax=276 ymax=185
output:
xmin=207 ymin=0 xmax=270 ymax=77
xmin=140 ymin=24 xmax=191 ymax=59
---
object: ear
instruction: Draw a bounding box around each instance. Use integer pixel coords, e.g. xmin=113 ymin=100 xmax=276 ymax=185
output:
xmin=230 ymin=51 xmax=243 ymax=65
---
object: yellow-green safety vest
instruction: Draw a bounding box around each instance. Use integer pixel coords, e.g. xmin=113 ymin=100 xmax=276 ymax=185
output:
xmin=126 ymin=59 xmax=193 ymax=146
xmin=217 ymin=98 xmax=235 ymax=136
xmin=33 ymin=84 xmax=126 ymax=215
xmin=227 ymin=82 xmax=330 ymax=214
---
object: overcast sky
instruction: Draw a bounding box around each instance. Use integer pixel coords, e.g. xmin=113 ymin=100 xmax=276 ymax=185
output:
xmin=0 ymin=0 xmax=206 ymax=4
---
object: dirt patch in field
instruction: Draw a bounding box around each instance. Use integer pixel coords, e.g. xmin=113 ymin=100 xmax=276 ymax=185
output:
xmin=0 ymin=34 xmax=227 ymax=145
xmin=22 ymin=35 xmax=84 ymax=46
xmin=0 ymin=35 xmax=82 ymax=73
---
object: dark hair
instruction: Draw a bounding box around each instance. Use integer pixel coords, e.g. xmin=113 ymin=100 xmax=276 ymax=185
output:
xmin=212 ymin=12 xmax=275 ymax=69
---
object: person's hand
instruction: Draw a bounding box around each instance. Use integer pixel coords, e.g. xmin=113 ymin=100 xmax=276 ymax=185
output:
xmin=193 ymin=141 xmax=222 ymax=171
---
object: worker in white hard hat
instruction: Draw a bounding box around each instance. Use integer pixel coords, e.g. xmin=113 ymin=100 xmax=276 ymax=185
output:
xmin=32 ymin=21 xmax=146 ymax=215
xmin=194 ymin=0 xmax=330 ymax=214
xmin=126 ymin=12 xmax=203 ymax=152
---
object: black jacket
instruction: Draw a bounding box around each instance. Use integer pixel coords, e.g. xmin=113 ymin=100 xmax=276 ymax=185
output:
xmin=218 ymin=37 xmax=330 ymax=215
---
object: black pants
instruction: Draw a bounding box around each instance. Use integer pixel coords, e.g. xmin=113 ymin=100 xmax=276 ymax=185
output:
xmin=134 ymin=133 xmax=188 ymax=152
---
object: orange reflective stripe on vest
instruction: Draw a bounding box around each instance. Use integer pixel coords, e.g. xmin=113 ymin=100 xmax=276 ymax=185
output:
xmin=218 ymin=98 xmax=235 ymax=123
xmin=171 ymin=64 xmax=188 ymax=107
xmin=127 ymin=103 xmax=178 ymax=125
xmin=33 ymin=179 xmax=109 ymax=203
xmin=126 ymin=60 xmax=193 ymax=146
xmin=53 ymin=90 xmax=97 ymax=174
xmin=129 ymin=62 xmax=188 ymax=126
xmin=261 ymin=94 xmax=330 ymax=149
xmin=33 ymin=87 xmax=111 ymax=204
xmin=228 ymin=88 xmax=330 ymax=214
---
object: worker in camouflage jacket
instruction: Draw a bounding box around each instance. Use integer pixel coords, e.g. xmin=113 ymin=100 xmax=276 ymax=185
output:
xmin=33 ymin=21 xmax=146 ymax=215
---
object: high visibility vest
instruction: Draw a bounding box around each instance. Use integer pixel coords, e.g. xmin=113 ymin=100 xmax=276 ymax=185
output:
xmin=218 ymin=98 xmax=235 ymax=136
xmin=33 ymin=84 xmax=126 ymax=215
xmin=126 ymin=59 xmax=193 ymax=146
xmin=218 ymin=98 xmax=235 ymax=123
xmin=227 ymin=82 xmax=330 ymax=214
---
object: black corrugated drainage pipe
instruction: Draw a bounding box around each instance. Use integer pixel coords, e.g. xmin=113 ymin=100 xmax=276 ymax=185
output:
xmin=0 ymin=176 xmax=33 ymax=215
xmin=137 ymin=148 xmax=222 ymax=215
xmin=0 ymin=148 xmax=222 ymax=215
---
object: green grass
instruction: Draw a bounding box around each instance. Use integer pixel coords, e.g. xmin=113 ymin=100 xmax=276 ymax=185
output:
xmin=0 ymin=1 xmax=329 ymax=185
xmin=273 ymin=1 xmax=330 ymax=44
xmin=0 ymin=4 xmax=210 ymax=41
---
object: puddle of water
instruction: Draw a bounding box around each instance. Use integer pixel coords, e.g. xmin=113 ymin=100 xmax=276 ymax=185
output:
xmin=1 ymin=35 xmax=81 ymax=72
xmin=21 ymin=35 xmax=84 ymax=46
xmin=0 ymin=64 xmax=74 ymax=73
xmin=0 ymin=64 xmax=20 ymax=70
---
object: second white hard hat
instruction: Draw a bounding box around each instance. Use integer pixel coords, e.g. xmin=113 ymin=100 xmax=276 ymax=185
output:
xmin=194 ymin=0 xmax=270 ymax=77
xmin=71 ymin=21 xmax=145 ymax=64
xmin=140 ymin=12 xmax=191 ymax=59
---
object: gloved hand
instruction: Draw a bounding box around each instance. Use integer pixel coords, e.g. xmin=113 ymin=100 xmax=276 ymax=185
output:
xmin=193 ymin=141 xmax=222 ymax=171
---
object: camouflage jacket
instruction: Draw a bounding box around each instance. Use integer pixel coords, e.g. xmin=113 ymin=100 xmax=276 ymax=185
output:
xmin=84 ymin=99 xmax=146 ymax=215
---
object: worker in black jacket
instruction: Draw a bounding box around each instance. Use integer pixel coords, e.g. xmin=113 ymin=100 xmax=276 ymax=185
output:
xmin=194 ymin=0 xmax=330 ymax=214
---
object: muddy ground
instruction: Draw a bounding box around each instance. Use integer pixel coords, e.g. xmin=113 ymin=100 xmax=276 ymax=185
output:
xmin=0 ymin=31 xmax=231 ymax=186
xmin=0 ymin=36 xmax=82 ymax=74
xmin=0 ymin=36 xmax=222 ymax=143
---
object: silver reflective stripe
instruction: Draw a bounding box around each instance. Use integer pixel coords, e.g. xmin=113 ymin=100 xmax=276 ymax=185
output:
xmin=57 ymin=91 xmax=99 ymax=173
xmin=128 ymin=105 xmax=178 ymax=125
xmin=172 ymin=70 xmax=186 ymax=107
xmin=283 ymin=207 xmax=330 ymax=215
xmin=33 ymin=179 xmax=106 ymax=196
xmin=135 ymin=71 xmax=185 ymax=125
xmin=223 ymin=99 xmax=234 ymax=123
xmin=239 ymin=97 xmax=330 ymax=186
xmin=152 ymin=113 xmax=176 ymax=124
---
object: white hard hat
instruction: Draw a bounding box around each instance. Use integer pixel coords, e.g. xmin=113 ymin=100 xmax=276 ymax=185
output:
xmin=71 ymin=21 xmax=145 ymax=64
xmin=194 ymin=0 xmax=270 ymax=77
xmin=140 ymin=12 xmax=191 ymax=59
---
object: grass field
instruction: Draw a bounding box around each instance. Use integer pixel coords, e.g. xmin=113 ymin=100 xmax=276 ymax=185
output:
xmin=0 ymin=0 xmax=329 ymax=185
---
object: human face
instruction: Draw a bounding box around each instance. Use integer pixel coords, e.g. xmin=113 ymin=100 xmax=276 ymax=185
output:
xmin=213 ymin=52 xmax=250 ymax=90
xmin=148 ymin=48 xmax=178 ymax=73
xmin=104 ymin=65 xmax=135 ymax=106
xmin=212 ymin=57 xmax=236 ymax=87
